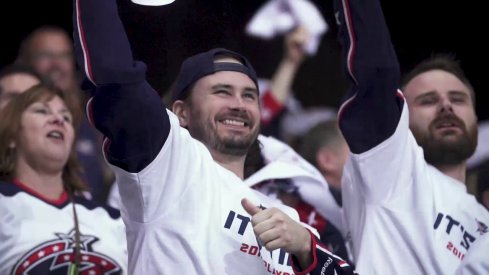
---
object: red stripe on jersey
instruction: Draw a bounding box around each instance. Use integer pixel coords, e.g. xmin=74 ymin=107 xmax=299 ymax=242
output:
xmin=12 ymin=179 xmax=69 ymax=206
xmin=76 ymin=0 xmax=95 ymax=84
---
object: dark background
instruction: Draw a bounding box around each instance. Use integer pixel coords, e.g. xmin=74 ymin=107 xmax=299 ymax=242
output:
xmin=1 ymin=0 xmax=486 ymax=120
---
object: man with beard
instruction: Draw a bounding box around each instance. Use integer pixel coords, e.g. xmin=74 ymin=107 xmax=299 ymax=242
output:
xmin=402 ymin=56 xmax=489 ymax=274
xmin=334 ymin=0 xmax=489 ymax=273
xmin=401 ymin=56 xmax=478 ymax=180
xmin=72 ymin=0 xmax=355 ymax=274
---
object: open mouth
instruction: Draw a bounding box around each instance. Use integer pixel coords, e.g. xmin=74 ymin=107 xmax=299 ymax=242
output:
xmin=47 ymin=130 xmax=65 ymax=141
xmin=433 ymin=115 xmax=463 ymax=131
xmin=220 ymin=119 xmax=249 ymax=127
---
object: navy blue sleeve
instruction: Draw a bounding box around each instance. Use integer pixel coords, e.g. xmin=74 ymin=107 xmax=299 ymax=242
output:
xmin=291 ymin=232 xmax=357 ymax=275
xmin=73 ymin=0 xmax=170 ymax=172
xmin=334 ymin=0 xmax=403 ymax=154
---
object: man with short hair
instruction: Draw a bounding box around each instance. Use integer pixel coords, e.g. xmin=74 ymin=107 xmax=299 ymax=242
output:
xmin=334 ymin=0 xmax=489 ymax=273
xmin=73 ymin=0 xmax=355 ymax=274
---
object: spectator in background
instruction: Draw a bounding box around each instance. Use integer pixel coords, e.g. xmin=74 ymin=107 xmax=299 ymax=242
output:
xmin=256 ymin=26 xmax=338 ymax=147
xmin=298 ymin=119 xmax=348 ymax=206
xmin=17 ymin=26 xmax=77 ymax=93
xmin=259 ymin=26 xmax=309 ymax=139
xmin=16 ymin=26 xmax=113 ymax=203
xmin=0 ymin=84 xmax=127 ymax=274
xmin=0 ymin=64 xmax=42 ymax=108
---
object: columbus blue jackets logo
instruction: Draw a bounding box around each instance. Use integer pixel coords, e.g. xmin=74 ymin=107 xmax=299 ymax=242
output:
xmin=11 ymin=229 xmax=122 ymax=275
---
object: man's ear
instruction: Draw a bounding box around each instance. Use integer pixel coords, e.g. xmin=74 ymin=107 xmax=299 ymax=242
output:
xmin=8 ymin=140 xmax=16 ymax=149
xmin=172 ymin=100 xmax=189 ymax=127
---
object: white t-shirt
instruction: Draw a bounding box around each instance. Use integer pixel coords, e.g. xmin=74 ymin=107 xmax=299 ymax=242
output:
xmin=455 ymin=232 xmax=489 ymax=274
xmin=247 ymin=135 xmax=344 ymax=233
xmin=342 ymin=102 xmax=489 ymax=274
xmin=108 ymin=135 xmax=344 ymax=233
xmin=0 ymin=182 xmax=127 ymax=274
xmin=112 ymin=111 xmax=308 ymax=275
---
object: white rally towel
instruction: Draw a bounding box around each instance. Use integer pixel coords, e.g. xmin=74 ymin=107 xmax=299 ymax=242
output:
xmin=246 ymin=135 xmax=345 ymax=233
xmin=131 ymin=0 xmax=175 ymax=6
xmin=246 ymin=0 xmax=328 ymax=55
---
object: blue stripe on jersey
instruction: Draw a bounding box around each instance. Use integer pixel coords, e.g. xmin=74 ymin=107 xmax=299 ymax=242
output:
xmin=74 ymin=196 xmax=121 ymax=219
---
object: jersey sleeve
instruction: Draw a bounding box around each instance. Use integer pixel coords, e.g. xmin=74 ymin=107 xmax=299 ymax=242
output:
xmin=335 ymin=0 xmax=403 ymax=154
xmin=73 ymin=0 xmax=170 ymax=173
xmin=334 ymin=0 xmax=418 ymax=203
xmin=291 ymin=230 xmax=357 ymax=275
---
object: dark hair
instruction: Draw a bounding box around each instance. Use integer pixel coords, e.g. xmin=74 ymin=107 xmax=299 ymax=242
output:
xmin=297 ymin=120 xmax=344 ymax=168
xmin=17 ymin=25 xmax=71 ymax=64
xmin=0 ymin=84 xmax=86 ymax=192
xmin=244 ymin=139 xmax=265 ymax=179
xmin=0 ymin=64 xmax=44 ymax=95
xmin=401 ymin=54 xmax=476 ymax=105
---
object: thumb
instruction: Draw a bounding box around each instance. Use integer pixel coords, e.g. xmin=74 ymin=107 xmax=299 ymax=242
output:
xmin=241 ymin=198 xmax=261 ymax=216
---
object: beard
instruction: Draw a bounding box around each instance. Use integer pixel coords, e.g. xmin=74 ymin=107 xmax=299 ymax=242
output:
xmin=188 ymin=109 xmax=259 ymax=157
xmin=212 ymin=132 xmax=258 ymax=156
xmin=413 ymin=114 xmax=478 ymax=166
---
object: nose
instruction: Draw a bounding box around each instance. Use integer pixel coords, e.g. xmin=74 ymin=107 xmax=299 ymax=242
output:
xmin=49 ymin=112 xmax=65 ymax=126
xmin=438 ymin=96 xmax=453 ymax=114
xmin=229 ymin=94 xmax=246 ymax=111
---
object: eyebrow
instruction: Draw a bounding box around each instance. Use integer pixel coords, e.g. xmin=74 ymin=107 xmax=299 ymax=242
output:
xmin=447 ymin=90 xmax=470 ymax=98
xmin=211 ymin=83 xmax=258 ymax=94
xmin=59 ymin=109 xmax=72 ymax=115
xmin=413 ymin=91 xmax=437 ymax=103
xmin=414 ymin=90 xmax=470 ymax=103
xmin=33 ymin=101 xmax=72 ymax=114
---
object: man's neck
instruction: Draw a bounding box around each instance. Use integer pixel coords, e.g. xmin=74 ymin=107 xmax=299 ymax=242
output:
xmin=210 ymin=150 xmax=246 ymax=179
xmin=435 ymin=161 xmax=467 ymax=183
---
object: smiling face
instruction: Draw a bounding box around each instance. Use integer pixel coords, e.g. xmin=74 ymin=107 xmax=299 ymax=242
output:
xmin=14 ymin=95 xmax=75 ymax=173
xmin=403 ymin=69 xmax=477 ymax=166
xmin=175 ymin=69 xmax=260 ymax=157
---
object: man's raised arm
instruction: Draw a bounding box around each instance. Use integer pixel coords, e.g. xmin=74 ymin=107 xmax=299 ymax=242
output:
xmin=73 ymin=0 xmax=169 ymax=172
xmin=335 ymin=0 xmax=402 ymax=153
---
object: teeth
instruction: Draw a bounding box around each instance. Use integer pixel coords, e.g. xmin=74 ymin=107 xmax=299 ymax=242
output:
xmin=47 ymin=131 xmax=63 ymax=139
xmin=223 ymin=119 xmax=245 ymax=126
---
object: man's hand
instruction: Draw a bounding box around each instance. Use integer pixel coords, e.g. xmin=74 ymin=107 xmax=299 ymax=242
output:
xmin=241 ymin=198 xmax=313 ymax=268
xmin=285 ymin=26 xmax=309 ymax=65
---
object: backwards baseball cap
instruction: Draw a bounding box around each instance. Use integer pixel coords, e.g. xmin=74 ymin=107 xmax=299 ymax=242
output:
xmin=172 ymin=48 xmax=259 ymax=102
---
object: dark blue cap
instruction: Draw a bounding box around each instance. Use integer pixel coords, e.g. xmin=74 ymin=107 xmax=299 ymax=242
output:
xmin=172 ymin=48 xmax=258 ymax=102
